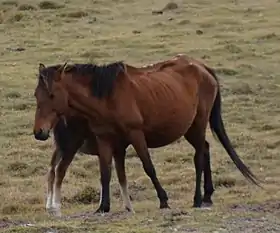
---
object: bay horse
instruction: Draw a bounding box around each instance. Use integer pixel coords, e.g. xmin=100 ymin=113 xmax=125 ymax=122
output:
xmin=34 ymin=58 xmax=184 ymax=216
xmin=33 ymin=54 xmax=259 ymax=216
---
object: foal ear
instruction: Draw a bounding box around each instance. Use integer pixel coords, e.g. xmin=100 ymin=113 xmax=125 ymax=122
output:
xmin=39 ymin=63 xmax=45 ymax=72
xmin=54 ymin=62 xmax=68 ymax=82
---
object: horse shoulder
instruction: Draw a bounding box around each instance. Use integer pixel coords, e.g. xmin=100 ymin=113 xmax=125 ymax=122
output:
xmin=112 ymin=72 xmax=144 ymax=129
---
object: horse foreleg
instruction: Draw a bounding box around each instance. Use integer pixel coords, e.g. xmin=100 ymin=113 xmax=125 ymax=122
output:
xmin=95 ymin=136 xmax=113 ymax=213
xmin=114 ymin=148 xmax=134 ymax=212
xmin=128 ymin=130 xmax=169 ymax=209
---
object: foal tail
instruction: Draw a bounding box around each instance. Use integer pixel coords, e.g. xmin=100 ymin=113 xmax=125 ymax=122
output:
xmin=205 ymin=66 xmax=261 ymax=187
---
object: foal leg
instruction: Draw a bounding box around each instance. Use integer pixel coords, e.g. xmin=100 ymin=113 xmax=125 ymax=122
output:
xmin=128 ymin=130 xmax=169 ymax=209
xmin=46 ymin=148 xmax=60 ymax=214
xmin=52 ymin=152 xmax=76 ymax=217
xmin=50 ymin=118 xmax=87 ymax=216
xmin=51 ymin=140 xmax=84 ymax=216
xmin=202 ymin=141 xmax=214 ymax=206
xmin=114 ymin=147 xmax=133 ymax=212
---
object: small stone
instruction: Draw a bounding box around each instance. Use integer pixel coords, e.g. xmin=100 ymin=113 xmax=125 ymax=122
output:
xmin=152 ymin=10 xmax=163 ymax=15
xmin=196 ymin=29 xmax=203 ymax=35
xmin=162 ymin=2 xmax=178 ymax=11
xmin=132 ymin=30 xmax=141 ymax=34
xmin=201 ymin=55 xmax=211 ymax=59
xmin=6 ymin=47 xmax=26 ymax=52
xmin=88 ymin=17 xmax=97 ymax=24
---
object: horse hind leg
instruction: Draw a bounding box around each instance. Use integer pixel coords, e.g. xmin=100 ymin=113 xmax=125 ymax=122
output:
xmin=202 ymin=141 xmax=214 ymax=206
xmin=184 ymin=119 xmax=214 ymax=208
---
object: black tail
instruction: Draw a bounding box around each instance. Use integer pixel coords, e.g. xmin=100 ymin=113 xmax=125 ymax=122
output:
xmin=205 ymin=66 xmax=261 ymax=187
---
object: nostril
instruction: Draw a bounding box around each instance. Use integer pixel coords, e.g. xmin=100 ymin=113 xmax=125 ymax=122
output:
xmin=34 ymin=129 xmax=45 ymax=140
xmin=34 ymin=129 xmax=42 ymax=136
xmin=34 ymin=128 xmax=49 ymax=141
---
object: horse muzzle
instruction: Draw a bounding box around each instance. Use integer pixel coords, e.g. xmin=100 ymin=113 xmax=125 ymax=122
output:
xmin=33 ymin=128 xmax=50 ymax=141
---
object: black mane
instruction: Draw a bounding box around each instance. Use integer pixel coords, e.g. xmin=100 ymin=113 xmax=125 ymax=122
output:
xmin=65 ymin=61 xmax=125 ymax=98
xmin=38 ymin=62 xmax=125 ymax=98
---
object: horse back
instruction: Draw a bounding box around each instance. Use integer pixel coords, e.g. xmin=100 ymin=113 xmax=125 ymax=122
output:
xmin=108 ymin=56 xmax=218 ymax=133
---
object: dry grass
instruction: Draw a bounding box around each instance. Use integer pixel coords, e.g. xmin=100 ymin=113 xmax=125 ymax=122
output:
xmin=1 ymin=0 xmax=280 ymax=232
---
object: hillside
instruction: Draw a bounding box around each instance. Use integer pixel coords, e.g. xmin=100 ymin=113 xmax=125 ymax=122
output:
xmin=0 ymin=0 xmax=280 ymax=232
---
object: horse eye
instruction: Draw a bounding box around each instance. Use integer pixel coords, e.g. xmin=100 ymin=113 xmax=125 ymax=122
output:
xmin=50 ymin=94 xmax=54 ymax=99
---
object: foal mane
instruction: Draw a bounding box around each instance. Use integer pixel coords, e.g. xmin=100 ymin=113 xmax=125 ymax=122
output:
xmin=65 ymin=62 xmax=125 ymax=99
xmin=38 ymin=64 xmax=61 ymax=92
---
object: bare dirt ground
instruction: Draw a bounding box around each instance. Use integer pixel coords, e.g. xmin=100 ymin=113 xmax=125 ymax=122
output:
xmin=1 ymin=200 xmax=280 ymax=233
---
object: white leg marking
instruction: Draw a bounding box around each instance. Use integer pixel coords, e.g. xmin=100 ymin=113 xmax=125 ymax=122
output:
xmin=49 ymin=163 xmax=62 ymax=217
xmin=46 ymin=167 xmax=55 ymax=215
xmin=51 ymin=181 xmax=62 ymax=217
xmin=46 ymin=192 xmax=53 ymax=210
xmin=98 ymin=185 xmax=103 ymax=207
xmin=97 ymin=185 xmax=106 ymax=216
xmin=119 ymin=183 xmax=134 ymax=213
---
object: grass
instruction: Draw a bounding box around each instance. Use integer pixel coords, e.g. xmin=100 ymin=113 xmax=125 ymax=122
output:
xmin=1 ymin=0 xmax=280 ymax=232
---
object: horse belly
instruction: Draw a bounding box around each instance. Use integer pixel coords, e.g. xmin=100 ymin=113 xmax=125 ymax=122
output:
xmin=144 ymin=110 xmax=194 ymax=148
xmin=133 ymin=74 xmax=199 ymax=148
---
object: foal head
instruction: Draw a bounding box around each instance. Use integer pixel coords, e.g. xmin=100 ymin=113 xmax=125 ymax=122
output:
xmin=33 ymin=63 xmax=69 ymax=141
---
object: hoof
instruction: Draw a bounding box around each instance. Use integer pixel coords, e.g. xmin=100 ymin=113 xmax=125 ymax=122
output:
xmin=46 ymin=207 xmax=62 ymax=217
xmin=192 ymin=202 xmax=202 ymax=208
xmin=95 ymin=206 xmax=110 ymax=214
xmin=125 ymin=206 xmax=135 ymax=213
xmin=202 ymin=196 xmax=213 ymax=205
xmin=201 ymin=201 xmax=213 ymax=208
xmin=160 ymin=202 xmax=170 ymax=209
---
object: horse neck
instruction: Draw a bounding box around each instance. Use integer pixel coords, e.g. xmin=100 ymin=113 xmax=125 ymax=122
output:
xmin=63 ymin=78 xmax=110 ymax=122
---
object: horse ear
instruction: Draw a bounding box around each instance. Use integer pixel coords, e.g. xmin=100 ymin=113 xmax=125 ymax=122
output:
xmin=54 ymin=62 xmax=68 ymax=82
xmin=39 ymin=63 xmax=45 ymax=72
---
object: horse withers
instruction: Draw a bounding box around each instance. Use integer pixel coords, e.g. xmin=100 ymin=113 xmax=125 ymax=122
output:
xmin=33 ymin=54 xmax=259 ymax=216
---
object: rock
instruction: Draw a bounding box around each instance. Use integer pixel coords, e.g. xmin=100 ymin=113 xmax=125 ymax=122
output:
xmin=162 ymin=2 xmax=178 ymax=11
xmin=6 ymin=47 xmax=26 ymax=52
xmin=132 ymin=30 xmax=141 ymax=34
xmin=152 ymin=10 xmax=163 ymax=15
xmin=201 ymin=55 xmax=211 ymax=59
xmin=153 ymin=2 xmax=179 ymax=15
xmin=88 ymin=17 xmax=97 ymax=24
